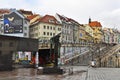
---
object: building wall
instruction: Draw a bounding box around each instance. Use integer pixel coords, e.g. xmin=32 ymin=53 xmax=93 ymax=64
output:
xmin=61 ymin=23 xmax=73 ymax=43
xmin=73 ymin=24 xmax=79 ymax=43
xmin=30 ymin=22 xmax=62 ymax=49
xmin=79 ymin=25 xmax=86 ymax=42
xmin=92 ymin=27 xmax=102 ymax=43
xmin=0 ymin=19 xmax=4 ymax=34
xmin=84 ymin=24 xmax=93 ymax=37
xmin=23 ymin=19 xmax=29 ymax=38
xmin=0 ymin=35 xmax=38 ymax=70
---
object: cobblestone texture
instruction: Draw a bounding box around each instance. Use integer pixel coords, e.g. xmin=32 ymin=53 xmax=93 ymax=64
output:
xmin=0 ymin=66 xmax=120 ymax=80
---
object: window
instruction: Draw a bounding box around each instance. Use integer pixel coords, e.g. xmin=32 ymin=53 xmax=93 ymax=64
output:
xmin=50 ymin=26 xmax=52 ymax=30
xmin=47 ymin=32 xmax=49 ymax=35
xmin=50 ymin=32 xmax=52 ymax=36
xmin=35 ymin=33 xmax=38 ymax=37
xmin=25 ymin=20 xmax=28 ymax=24
xmin=43 ymin=32 xmax=46 ymax=35
xmin=24 ymin=33 xmax=27 ymax=36
xmin=58 ymin=28 xmax=60 ymax=31
xmin=9 ymin=42 xmax=14 ymax=47
xmin=44 ymin=25 xmax=46 ymax=29
xmin=1 ymin=24 xmax=3 ymax=28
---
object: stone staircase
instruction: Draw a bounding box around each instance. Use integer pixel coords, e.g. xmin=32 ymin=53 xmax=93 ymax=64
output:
xmin=71 ymin=43 xmax=120 ymax=67
xmin=95 ymin=44 xmax=120 ymax=67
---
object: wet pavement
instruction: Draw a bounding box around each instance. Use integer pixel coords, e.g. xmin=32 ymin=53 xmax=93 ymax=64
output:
xmin=0 ymin=66 xmax=87 ymax=80
xmin=0 ymin=66 xmax=88 ymax=80
xmin=1 ymin=66 xmax=120 ymax=80
xmin=0 ymin=68 xmax=64 ymax=80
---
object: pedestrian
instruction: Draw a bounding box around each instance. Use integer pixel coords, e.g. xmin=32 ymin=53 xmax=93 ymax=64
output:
xmin=91 ymin=60 xmax=96 ymax=68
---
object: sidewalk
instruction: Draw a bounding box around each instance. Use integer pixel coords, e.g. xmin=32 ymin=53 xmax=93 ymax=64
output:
xmin=86 ymin=68 xmax=120 ymax=80
xmin=62 ymin=66 xmax=120 ymax=80
xmin=62 ymin=66 xmax=88 ymax=80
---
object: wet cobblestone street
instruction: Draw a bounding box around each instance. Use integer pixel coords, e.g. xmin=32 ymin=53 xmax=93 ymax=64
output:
xmin=0 ymin=66 xmax=86 ymax=80
xmin=1 ymin=66 xmax=120 ymax=80
xmin=0 ymin=68 xmax=64 ymax=80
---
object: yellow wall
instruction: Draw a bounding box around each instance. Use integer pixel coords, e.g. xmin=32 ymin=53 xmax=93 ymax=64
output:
xmin=30 ymin=15 xmax=41 ymax=24
xmin=84 ymin=24 xmax=94 ymax=37
xmin=92 ymin=27 xmax=102 ymax=43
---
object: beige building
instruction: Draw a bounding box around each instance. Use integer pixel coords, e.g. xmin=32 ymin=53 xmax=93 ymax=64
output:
xmin=79 ymin=24 xmax=94 ymax=44
xmin=89 ymin=19 xmax=102 ymax=43
xmin=83 ymin=24 xmax=94 ymax=37
xmin=30 ymin=15 xmax=62 ymax=49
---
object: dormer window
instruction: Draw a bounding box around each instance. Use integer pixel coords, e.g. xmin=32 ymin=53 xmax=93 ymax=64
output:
xmin=56 ymin=21 xmax=60 ymax=24
xmin=49 ymin=19 xmax=54 ymax=23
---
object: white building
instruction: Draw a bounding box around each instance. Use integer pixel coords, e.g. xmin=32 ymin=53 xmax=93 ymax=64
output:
xmin=55 ymin=13 xmax=80 ymax=65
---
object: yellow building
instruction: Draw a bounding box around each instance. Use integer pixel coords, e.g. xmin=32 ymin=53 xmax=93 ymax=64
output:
xmin=27 ymin=14 xmax=41 ymax=25
xmin=79 ymin=24 xmax=94 ymax=45
xmin=89 ymin=20 xmax=102 ymax=43
xmin=79 ymin=25 xmax=87 ymax=45
xmin=30 ymin=15 xmax=62 ymax=49
xmin=82 ymin=24 xmax=94 ymax=43
xmin=83 ymin=24 xmax=94 ymax=37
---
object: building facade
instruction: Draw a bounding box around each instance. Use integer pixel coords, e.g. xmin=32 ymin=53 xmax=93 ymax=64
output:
xmin=89 ymin=19 xmax=102 ymax=43
xmin=4 ymin=10 xmax=30 ymax=37
xmin=80 ymin=24 xmax=94 ymax=44
xmin=0 ymin=35 xmax=38 ymax=70
xmin=55 ymin=13 xmax=80 ymax=65
xmin=30 ymin=14 xmax=62 ymax=49
xmin=102 ymin=27 xmax=120 ymax=44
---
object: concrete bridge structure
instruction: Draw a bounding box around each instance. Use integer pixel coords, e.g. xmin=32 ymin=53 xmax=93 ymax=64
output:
xmin=65 ymin=43 xmax=120 ymax=68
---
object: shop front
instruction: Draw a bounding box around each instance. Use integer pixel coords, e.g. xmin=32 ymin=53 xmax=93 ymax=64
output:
xmin=0 ymin=35 xmax=38 ymax=70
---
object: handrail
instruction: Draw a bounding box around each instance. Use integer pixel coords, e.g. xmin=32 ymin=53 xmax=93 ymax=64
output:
xmin=96 ymin=44 xmax=120 ymax=64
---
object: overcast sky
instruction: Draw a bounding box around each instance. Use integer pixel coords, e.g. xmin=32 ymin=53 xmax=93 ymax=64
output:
xmin=0 ymin=0 xmax=120 ymax=29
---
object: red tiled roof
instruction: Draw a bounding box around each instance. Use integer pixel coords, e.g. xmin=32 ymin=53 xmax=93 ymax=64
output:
xmin=37 ymin=15 xmax=61 ymax=25
xmin=19 ymin=9 xmax=33 ymax=15
xmin=27 ymin=14 xmax=39 ymax=20
xmin=89 ymin=21 xmax=102 ymax=27
xmin=0 ymin=9 xmax=10 ymax=14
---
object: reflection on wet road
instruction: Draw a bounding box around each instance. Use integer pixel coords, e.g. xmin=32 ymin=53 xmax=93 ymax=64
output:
xmin=0 ymin=68 xmax=63 ymax=80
